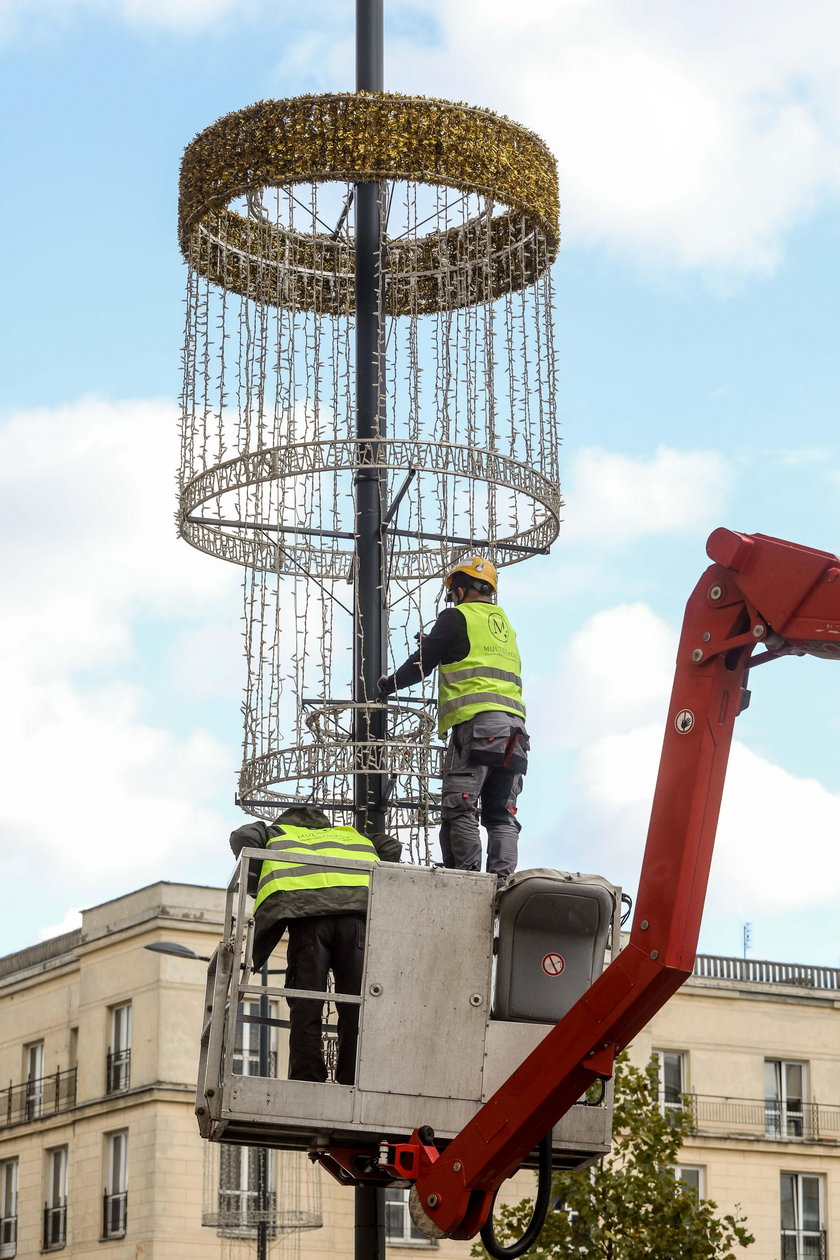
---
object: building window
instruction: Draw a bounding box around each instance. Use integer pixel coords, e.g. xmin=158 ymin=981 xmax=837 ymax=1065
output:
xmin=25 ymin=1041 xmax=44 ymax=1121
xmin=675 ymin=1165 xmax=704 ymax=1200
xmin=0 ymin=1159 xmax=18 ymax=1259
xmin=766 ymin=1060 xmax=807 ymax=1138
xmin=385 ymin=1188 xmax=437 ymax=1247
xmin=102 ymin=1132 xmax=128 ymax=1240
xmin=233 ymin=1000 xmax=278 ymax=1077
xmin=217 ymin=1145 xmax=275 ymax=1234
xmin=781 ymin=1172 xmax=825 ymax=1259
xmin=106 ymin=1004 xmax=132 ymax=1095
xmin=43 ymin=1147 xmax=67 ymax=1251
xmin=654 ymin=1050 xmax=685 ymax=1116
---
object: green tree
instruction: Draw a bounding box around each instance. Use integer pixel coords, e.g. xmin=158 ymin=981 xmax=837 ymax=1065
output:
xmin=475 ymin=1053 xmax=753 ymax=1260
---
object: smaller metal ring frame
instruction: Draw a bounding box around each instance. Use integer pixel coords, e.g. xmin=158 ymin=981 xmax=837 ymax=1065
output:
xmin=302 ymin=699 xmax=437 ymax=743
xmin=239 ymin=701 xmax=443 ymax=823
xmin=239 ymin=740 xmax=444 ymax=823
xmin=178 ymin=92 xmax=559 ymax=315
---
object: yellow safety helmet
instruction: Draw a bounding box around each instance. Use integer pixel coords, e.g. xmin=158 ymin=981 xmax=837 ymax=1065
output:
xmin=444 ymin=555 xmax=498 ymax=594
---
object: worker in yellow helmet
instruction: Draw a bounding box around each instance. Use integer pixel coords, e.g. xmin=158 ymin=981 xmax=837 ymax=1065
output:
xmin=379 ymin=556 xmax=529 ymax=882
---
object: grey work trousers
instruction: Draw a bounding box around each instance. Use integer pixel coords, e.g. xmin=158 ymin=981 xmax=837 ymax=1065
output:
xmin=439 ymin=713 xmax=526 ymax=881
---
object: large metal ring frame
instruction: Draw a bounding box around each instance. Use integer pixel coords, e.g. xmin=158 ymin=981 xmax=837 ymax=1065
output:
xmin=178 ymin=93 xmax=559 ymax=314
xmin=180 ymin=438 xmax=561 ymax=579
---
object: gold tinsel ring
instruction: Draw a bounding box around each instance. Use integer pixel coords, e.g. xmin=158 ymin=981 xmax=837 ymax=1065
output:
xmin=178 ymin=92 xmax=559 ymax=314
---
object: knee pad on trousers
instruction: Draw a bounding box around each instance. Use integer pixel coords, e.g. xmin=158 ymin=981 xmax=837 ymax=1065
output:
xmin=483 ymin=803 xmax=522 ymax=833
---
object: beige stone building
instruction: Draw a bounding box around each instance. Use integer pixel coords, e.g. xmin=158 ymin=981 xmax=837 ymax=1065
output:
xmin=0 ymin=880 xmax=837 ymax=1259
xmin=631 ymin=951 xmax=840 ymax=1260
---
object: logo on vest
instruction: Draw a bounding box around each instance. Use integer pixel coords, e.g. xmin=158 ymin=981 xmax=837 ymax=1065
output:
xmin=488 ymin=613 xmax=509 ymax=643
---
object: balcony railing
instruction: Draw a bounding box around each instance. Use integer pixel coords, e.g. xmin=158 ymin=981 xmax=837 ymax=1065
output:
xmin=102 ymin=1190 xmax=127 ymax=1239
xmin=1 ymin=1068 xmax=77 ymax=1129
xmin=105 ymin=1048 xmax=131 ymax=1095
xmin=781 ymin=1228 xmax=827 ymax=1259
xmin=693 ymin=953 xmax=840 ymax=991
xmin=684 ymin=1093 xmax=840 ymax=1143
xmin=0 ymin=1213 xmax=16 ymax=1259
xmin=216 ymin=1189 xmax=278 ymax=1236
xmin=43 ymin=1201 xmax=67 ymax=1250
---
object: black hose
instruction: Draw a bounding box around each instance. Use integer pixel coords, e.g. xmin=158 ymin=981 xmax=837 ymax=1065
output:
xmin=479 ymin=1133 xmax=553 ymax=1259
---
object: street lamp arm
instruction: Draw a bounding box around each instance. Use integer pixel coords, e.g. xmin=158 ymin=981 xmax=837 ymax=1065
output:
xmin=144 ymin=941 xmax=213 ymax=962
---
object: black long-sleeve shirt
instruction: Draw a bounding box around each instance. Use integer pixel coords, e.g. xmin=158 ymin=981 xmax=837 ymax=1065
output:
xmin=383 ymin=607 xmax=470 ymax=693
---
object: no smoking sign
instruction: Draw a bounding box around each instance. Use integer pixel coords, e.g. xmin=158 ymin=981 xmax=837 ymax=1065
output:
xmin=541 ymin=952 xmax=565 ymax=977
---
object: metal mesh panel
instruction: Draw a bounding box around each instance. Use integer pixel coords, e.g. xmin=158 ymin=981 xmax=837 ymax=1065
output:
xmin=202 ymin=1144 xmax=322 ymax=1233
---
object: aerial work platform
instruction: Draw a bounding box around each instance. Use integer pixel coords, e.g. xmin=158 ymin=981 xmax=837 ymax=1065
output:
xmin=196 ymin=856 xmax=619 ymax=1169
xmin=191 ymin=530 xmax=840 ymax=1247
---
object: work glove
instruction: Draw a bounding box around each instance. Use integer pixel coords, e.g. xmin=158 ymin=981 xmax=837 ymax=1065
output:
xmin=377 ymin=674 xmax=393 ymax=701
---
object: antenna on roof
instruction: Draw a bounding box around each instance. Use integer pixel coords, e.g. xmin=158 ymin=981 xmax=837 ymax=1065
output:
xmin=742 ymin=922 xmax=752 ymax=958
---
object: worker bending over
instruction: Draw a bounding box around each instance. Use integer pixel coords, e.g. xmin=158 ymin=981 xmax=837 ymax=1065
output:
xmin=379 ymin=555 xmax=528 ymax=882
xmin=230 ymin=805 xmax=400 ymax=1085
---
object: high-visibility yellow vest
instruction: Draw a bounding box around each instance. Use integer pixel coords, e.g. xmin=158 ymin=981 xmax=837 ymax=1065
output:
xmin=254 ymin=824 xmax=380 ymax=914
xmin=437 ymin=602 xmax=526 ymax=737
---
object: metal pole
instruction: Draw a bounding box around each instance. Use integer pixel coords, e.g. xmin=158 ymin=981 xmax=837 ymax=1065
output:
xmin=354 ymin=4 xmax=388 ymax=1258
xmin=256 ymin=961 xmax=269 ymax=1260
xmin=355 ymin=1175 xmax=387 ymax=1258
xmin=353 ymin=0 xmax=387 ymax=844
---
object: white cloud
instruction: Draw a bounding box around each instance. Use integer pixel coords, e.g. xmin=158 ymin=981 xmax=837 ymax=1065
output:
xmin=166 ymin=620 xmax=245 ymax=702
xmin=38 ymin=908 xmax=83 ymax=943
xmin=572 ymin=723 xmax=663 ymax=862
xmin=558 ymin=721 xmax=840 ymax=918
xmin=383 ymin=0 xmax=840 ymax=275
xmin=0 ymin=669 xmax=236 ymax=919
xmin=525 ymin=601 xmax=674 ymax=885
xmin=529 ymin=602 xmax=675 ymax=752
xmin=0 ymin=396 xmax=238 ymax=618
xmin=119 ymin=0 xmax=237 ymax=25
xmin=6 ymin=1 xmax=840 ymax=273
xmin=712 ymin=743 xmax=840 ymax=913
xmin=527 ymin=596 xmax=840 ymax=926
xmin=0 ymin=0 xmax=241 ymax=37
xmin=562 ymin=445 xmax=732 ymax=544
xmin=0 ymin=397 xmax=241 ymax=928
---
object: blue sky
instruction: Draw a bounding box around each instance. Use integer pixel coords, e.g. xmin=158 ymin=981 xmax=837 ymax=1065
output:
xmin=1 ymin=0 xmax=839 ymax=966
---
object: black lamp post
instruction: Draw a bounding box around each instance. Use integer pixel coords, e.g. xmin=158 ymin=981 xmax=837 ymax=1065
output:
xmin=352 ymin=2 xmax=389 ymax=1256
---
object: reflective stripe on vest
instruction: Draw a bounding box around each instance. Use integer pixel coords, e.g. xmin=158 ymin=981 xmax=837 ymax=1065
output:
xmin=254 ymin=824 xmax=379 ymax=913
xmin=440 ymin=664 xmax=523 ymax=689
xmin=437 ymin=602 xmax=525 ymax=736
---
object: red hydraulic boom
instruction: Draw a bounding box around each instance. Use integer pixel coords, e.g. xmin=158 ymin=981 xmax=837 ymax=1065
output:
xmin=323 ymin=529 xmax=840 ymax=1240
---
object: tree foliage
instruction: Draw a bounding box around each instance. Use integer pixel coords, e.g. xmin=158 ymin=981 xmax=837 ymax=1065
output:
xmin=475 ymin=1053 xmax=754 ymax=1260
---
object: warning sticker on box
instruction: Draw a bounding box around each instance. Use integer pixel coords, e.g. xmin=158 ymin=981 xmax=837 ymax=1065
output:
xmin=541 ymin=953 xmax=565 ymax=976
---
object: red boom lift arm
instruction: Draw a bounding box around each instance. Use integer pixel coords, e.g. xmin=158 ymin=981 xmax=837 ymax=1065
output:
xmin=358 ymin=529 xmax=840 ymax=1240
